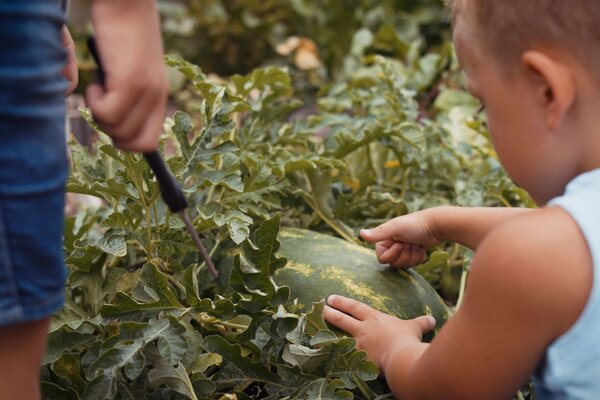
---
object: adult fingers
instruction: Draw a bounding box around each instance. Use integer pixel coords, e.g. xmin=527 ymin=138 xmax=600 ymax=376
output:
xmin=85 ymin=82 xmax=143 ymax=139
xmin=104 ymin=85 xmax=162 ymax=143
xmin=61 ymin=26 xmax=78 ymax=95
xmin=112 ymin=99 xmax=165 ymax=152
xmin=86 ymin=78 xmax=167 ymax=152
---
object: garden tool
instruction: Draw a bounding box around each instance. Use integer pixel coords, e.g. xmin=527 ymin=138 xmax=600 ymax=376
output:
xmin=87 ymin=37 xmax=218 ymax=279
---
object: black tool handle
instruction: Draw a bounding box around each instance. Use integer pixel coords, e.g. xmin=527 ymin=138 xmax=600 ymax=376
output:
xmin=143 ymin=152 xmax=189 ymax=212
xmin=87 ymin=37 xmax=188 ymax=213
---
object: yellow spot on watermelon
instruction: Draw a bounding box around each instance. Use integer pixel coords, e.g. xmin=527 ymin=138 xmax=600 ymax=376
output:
xmin=324 ymin=266 xmax=392 ymax=312
xmin=284 ymin=261 xmax=313 ymax=277
xmin=279 ymin=229 xmax=306 ymax=239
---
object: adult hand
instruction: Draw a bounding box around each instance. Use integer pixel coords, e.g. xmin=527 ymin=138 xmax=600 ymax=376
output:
xmin=360 ymin=209 xmax=442 ymax=268
xmin=61 ymin=26 xmax=78 ymax=96
xmin=86 ymin=0 xmax=168 ymax=152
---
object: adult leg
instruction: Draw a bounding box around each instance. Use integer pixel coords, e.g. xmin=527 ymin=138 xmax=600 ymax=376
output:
xmin=0 ymin=2 xmax=69 ymax=399
xmin=0 ymin=318 xmax=51 ymax=400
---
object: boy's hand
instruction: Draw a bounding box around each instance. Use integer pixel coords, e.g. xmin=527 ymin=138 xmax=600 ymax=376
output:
xmin=361 ymin=210 xmax=441 ymax=268
xmin=85 ymin=0 xmax=168 ymax=152
xmin=61 ymin=26 xmax=78 ymax=96
xmin=324 ymin=295 xmax=435 ymax=373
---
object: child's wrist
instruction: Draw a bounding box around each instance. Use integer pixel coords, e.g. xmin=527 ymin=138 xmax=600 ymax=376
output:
xmin=423 ymin=206 xmax=452 ymax=244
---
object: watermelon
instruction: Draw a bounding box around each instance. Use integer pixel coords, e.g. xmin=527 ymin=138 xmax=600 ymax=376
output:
xmin=274 ymin=228 xmax=450 ymax=333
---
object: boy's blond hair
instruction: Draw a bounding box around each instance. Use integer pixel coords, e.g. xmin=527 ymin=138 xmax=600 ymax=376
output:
xmin=454 ymin=1 xmax=600 ymax=77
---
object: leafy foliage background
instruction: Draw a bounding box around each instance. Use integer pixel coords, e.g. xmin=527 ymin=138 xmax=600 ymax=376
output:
xmin=49 ymin=1 xmax=536 ymax=399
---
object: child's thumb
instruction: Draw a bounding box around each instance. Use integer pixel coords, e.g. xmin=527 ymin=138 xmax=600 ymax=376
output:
xmin=360 ymin=220 xmax=400 ymax=243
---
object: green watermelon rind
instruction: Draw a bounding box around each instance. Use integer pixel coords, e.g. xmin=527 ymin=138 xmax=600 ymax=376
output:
xmin=274 ymin=228 xmax=450 ymax=332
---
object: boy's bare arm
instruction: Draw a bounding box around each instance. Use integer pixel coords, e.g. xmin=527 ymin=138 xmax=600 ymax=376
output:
xmin=428 ymin=206 xmax=537 ymax=249
xmin=86 ymin=0 xmax=168 ymax=152
xmin=326 ymin=207 xmax=592 ymax=399
xmin=361 ymin=206 xmax=537 ymax=268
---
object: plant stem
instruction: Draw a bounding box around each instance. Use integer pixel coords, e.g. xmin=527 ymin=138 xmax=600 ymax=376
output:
xmin=400 ymin=166 xmax=412 ymax=198
xmin=208 ymin=238 xmax=222 ymax=259
xmin=301 ymin=194 xmax=357 ymax=243
xmin=108 ymin=256 xmax=121 ymax=269
xmin=151 ymin=202 xmax=162 ymax=239
xmin=456 ymin=267 xmax=469 ymax=311
xmin=496 ymin=194 xmax=512 ymax=208
xmin=197 ymin=312 xmax=249 ymax=331
xmin=354 ymin=377 xmax=376 ymax=400
xmin=167 ymin=274 xmax=187 ymax=296
xmin=217 ymin=320 xmax=248 ymax=330
xmin=450 ymin=243 xmax=461 ymax=261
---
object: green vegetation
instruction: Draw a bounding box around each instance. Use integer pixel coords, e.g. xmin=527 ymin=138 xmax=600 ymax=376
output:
xmin=49 ymin=2 xmax=536 ymax=399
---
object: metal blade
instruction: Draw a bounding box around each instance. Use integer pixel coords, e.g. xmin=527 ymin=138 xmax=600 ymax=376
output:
xmin=180 ymin=211 xmax=219 ymax=279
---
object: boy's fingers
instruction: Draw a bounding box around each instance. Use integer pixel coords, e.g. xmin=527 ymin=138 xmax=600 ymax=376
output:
xmin=390 ymin=246 xmax=415 ymax=269
xmin=409 ymin=245 xmax=425 ymax=266
xmin=361 ymin=217 xmax=408 ymax=243
xmin=323 ymin=305 xmax=361 ymax=334
xmin=327 ymin=295 xmax=378 ymax=321
xmin=379 ymin=241 xmax=403 ymax=264
xmin=419 ymin=248 xmax=428 ymax=264
xmin=413 ymin=315 xmax=436 ymax=335
xmin=389 ymin=245 xmax=427 ymax=268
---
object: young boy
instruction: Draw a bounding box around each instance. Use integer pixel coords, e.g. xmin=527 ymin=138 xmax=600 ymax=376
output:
xmin=324 ymin=1 xmax=600 ymax=399
xmin=0 ymin=1 xmax=167 ymax=399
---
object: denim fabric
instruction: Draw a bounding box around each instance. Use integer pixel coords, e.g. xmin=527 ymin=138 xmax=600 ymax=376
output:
xmin=0 ymin=0 xmax=69 ymax=326
xmin=533 ymin=168 xmax=600 ymax=399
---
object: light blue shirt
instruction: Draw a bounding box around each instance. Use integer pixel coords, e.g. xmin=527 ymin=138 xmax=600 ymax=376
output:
xmin=533 ymin=168 xmax=600 ymax=399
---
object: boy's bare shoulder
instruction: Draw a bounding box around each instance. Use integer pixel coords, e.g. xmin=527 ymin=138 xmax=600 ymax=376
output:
xmin=472 ymin=206 xmax=593 ymax=339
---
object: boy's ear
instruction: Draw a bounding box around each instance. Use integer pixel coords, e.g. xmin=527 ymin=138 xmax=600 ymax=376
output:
xmin=521 ymin=51 xmax=575 ymax=130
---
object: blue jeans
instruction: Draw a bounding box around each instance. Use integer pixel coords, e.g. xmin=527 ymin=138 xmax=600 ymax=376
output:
xmin=0 ymin=0 xmax=69 ymax=326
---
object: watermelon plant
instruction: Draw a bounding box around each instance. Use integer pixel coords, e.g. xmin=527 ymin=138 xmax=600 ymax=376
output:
xmin=45 ymin=40 xmax=534 ymax=398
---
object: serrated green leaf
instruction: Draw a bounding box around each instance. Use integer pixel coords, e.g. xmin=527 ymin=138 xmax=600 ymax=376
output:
xmin=97 ymin=227 xmax=127 ymax=257
xmin=100 ymin=212 xmax=129 ymax=230
xmin=41 ymin=382 xmax=81 ymax=400
xmin=82 ymin=370 xmax=117 ymax=400
xmin=146 ymin=346 xmax=200 ymax=400
xmin=44 ymin=331 xmax=96 ymax=365
xmin=190 ymin=352 xmax=223 ymax=374
xmin=200 ymin=170 xmax=244 ymax=193
xmin=298 ymin=378 xmax=354 ymax=400
xmin=214 ymin=210 xmax=253 ymax=245
xmin=202 ymin=335 xmax=280 ymax=383
xmin=89 ymin=339 xmax=145 ymax=379
xmin=282 ymin=344 xmax=330 ymax=372
xmin=65 ymin=240 xmax=104 ymax=273
xmin=101 ymin=263 xmax=183 ymax=318
xmin=165 ymin=54 xmax=207 ymax=81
